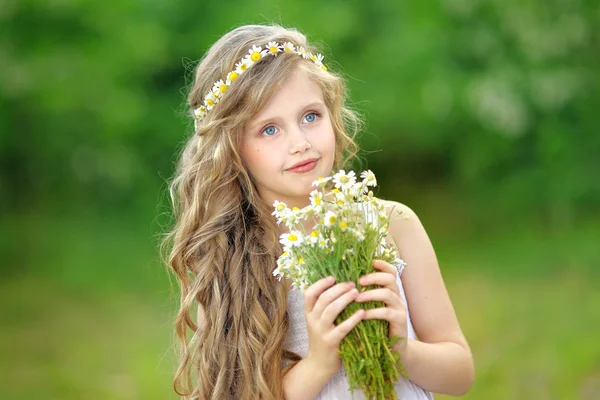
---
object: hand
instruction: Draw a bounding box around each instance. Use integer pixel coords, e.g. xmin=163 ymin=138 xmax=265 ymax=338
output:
xmin=303 ymin=276 xmax=365 ymax=378
xmin=356 ymin=259 xmax=409 ymax=359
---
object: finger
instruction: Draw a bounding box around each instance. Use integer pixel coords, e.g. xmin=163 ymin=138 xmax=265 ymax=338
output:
xmin=358 ymin=272 xmax=397 ymax=289
xmin=329 ymin=309 xmax=364 ymax=343
xmin=312 ymin=282 xmax=356 ymax=317
xmin=355 ymin=288 xmax=403 ymax=308
xmin=304 ymin=276 xmax=335 ymax=314
xmin=320 ymin=287 xmax=360 ymax=326
xmin=372 ymin=259 xmax=398 ymax=275
xmin=361 ymin=307 xmax=404 ymax=323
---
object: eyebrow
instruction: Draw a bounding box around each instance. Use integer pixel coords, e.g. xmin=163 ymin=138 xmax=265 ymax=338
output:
xmin=250 ymin=101 xmax=326 ymax=129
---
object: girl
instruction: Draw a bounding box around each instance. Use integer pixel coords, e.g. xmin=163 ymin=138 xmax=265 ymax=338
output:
xmin=164 ymin=24 xmax=474 ymax=399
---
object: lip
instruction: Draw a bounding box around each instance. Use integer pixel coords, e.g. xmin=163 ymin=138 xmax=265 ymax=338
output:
xmin=286 ymin=158 xmax=319 ymax=173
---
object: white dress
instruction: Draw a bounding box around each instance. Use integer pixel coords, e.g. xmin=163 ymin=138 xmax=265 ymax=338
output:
xmin=283 ymin=261 xmax=434 ymax=400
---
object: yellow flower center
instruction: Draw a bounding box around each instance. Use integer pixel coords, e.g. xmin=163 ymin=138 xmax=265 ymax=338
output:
xmin=337 ymin=199 xmax=344 ymax=205
xmin=311 ymin=54 xmax=317 ymax=61
xmin=220 ymin=84 xmax=228 ymax=93
xmin=340 ymin=176 xmax=349 ymax=184
xmin=340 ymin=221 xmax=347 ymax=229
xmin=314 ymin=197 xmax=321 ymax=205
xmin=298 ymin=257 xmax=304 ymax=264
xmin=284 ymin=46 xmax=292 ymax=52
xmin=206 ymin=99 xmax=215 ymax=106
xmin=332 ymin=188 xmax=340 ymax=193
xmin=230 ymin=71 xmax=239 ymax=81
xmin=288 ymin=234 xmax=298 ymax=242
xmin=251 ymin=51 xmax=261 ymax=62
xmin=282 ymin=251 xmax=288 ymax=257
xmin=328 ymin=215 xmax=336 ymax=224
xmin=269 ymin=46 xmax=278 ymax=53
xmin=321 ymin=65 xmax=327 ymax=71
xmin=276 ymin=204 xmax=286 ymax=211
xmin=292 ymin=207 xmax=300 ymax=211
xmin=310 ymin=230 xmax=319 ymax=237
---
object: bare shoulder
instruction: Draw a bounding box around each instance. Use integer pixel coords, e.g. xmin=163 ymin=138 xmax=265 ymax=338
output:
xmin=378 ymin=199 xmax=421 ymax=244
xmin=379 ymin=199 xmax=469 ymax=348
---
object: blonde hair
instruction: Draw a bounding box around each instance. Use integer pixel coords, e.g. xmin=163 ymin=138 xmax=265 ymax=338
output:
xmin=162 ymin=24 xmax=362 ymax=399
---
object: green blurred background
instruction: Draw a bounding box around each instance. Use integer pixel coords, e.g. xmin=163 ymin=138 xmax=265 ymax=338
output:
xmin=1 ymin=0 xmax=599 ymax=399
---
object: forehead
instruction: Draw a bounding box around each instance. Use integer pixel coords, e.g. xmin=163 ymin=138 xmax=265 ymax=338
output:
xmin=252 ymin=68 xmax=325 ymax=121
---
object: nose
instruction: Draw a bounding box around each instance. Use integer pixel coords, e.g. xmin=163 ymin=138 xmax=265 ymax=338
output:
xmin=287 ymin=125 xmax=312 ymax=154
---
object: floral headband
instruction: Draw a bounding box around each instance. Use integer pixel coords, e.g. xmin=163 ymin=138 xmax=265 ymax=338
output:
xmin=193 ymin=41 xmax=328 ymax=130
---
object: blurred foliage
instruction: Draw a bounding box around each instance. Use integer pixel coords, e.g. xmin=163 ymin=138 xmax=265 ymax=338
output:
xmin=1 ymin=0 xmax=598 ymax=227
xmin=1 ymin=1 xmax=600 ymax=399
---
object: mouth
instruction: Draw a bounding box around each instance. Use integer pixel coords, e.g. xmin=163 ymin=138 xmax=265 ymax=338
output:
xmin=286 ymin=158 xmax=320 ymax=173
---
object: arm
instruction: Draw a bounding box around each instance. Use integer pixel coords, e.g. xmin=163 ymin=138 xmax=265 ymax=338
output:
xmin=281 ymin=357 xmax=334 ymax=400
xmin=388 ymin=202 xmax=474 ymax=395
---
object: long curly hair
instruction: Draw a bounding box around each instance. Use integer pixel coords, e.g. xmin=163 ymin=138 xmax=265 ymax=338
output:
xmin=162 ymin=24 xmax=362 ymax=399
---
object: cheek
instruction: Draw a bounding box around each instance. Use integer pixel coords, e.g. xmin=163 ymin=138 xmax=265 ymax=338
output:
xmin=242 ymin=142 xmax=280 ymax=176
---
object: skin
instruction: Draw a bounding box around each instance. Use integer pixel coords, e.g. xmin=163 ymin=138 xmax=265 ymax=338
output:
xmin=239 ymin=67 xmax=336 ymax=213
xmin=238 ymin=67 xmax=475 ymax=398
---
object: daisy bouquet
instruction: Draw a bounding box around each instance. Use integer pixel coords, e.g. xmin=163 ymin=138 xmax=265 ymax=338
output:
xmin=273 ymin=170 xmax=405 ymax=400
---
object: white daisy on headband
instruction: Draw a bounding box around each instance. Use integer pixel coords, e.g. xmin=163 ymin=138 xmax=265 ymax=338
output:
xmin=297 ymin=46 xmax=309 ymax=59
xmin=267 ymin=41 xmax=282 ymax=55
xmin=212 ymin=79 xmax=227 ymax=98
xmin=204 ymin=92 xmax=217 ymax=110
xmin=282 ymin=42 xmax=296 ymax=53
xmin=248 ymin=45 xmax=266 ymax=63
xmin=192 ymin=41 xmax=328 ymax=128
xmin=235 ymin=58 xmax=252 ymax=74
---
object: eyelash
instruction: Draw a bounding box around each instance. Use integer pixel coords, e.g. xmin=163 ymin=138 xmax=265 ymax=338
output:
xmin=260 ymin=112 xmax=321 ymax=137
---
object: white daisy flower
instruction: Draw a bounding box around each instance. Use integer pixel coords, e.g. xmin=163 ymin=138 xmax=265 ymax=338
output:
xmin=317 ymin=236 xmax=329 ymax=250
xmin=313 ymin=53 xmax=325 ymax=66
xmin=323 ymin=211 xmax=337 ymax=227
xmin=347 ymin=181 xmax=367 ymax=198
xmin=339 ymin=220 xmax=348 ymax=231
xmin=297 ymin=46 xmax=309 ymax=59
xmin=280 ymin=231 xmax=303 ymax=249
xmin=266 ymin=41 xmax=281 ymax=55
xmin=226 ymin=70 xmax=240 ymax=85
xmin=212 ymin=80 xmax=228 ymax=98
xmin=204 ymin=92 xmax=218 ymax=110
xmin=282 ymin=42 xmax=296 ymax=53
xmin=307 ymin=230 xmax=320 ymax=246
xmin=361 ymin=170 xmax=377 ymax=186
xmin=309 ymin=190 xmax=323 ymax=207
xmin=272 ymin=200 xmax=289 ymax=223
xmin=312 ymin=176 xmax=332 ymax=187
xmin=248 ymin=45 xmax=266 ymax=63
xmin=333 ymin=170 xmax=356 ymax=190
xmin=194 ymin=106 xmax=207 ymax=120
xmin=334 ymin=191 xmax=346 ymax=207
xmin=235 ymin=57 xmax=252 ymax=74
xmin=284 ymin=209 xmax=302 ymax=229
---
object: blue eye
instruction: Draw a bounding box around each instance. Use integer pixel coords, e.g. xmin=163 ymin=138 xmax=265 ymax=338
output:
xmin=303 ymin=112 xmax=319 ymax=123
xmin=261 ymin=125 xmax=278 ymax=136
